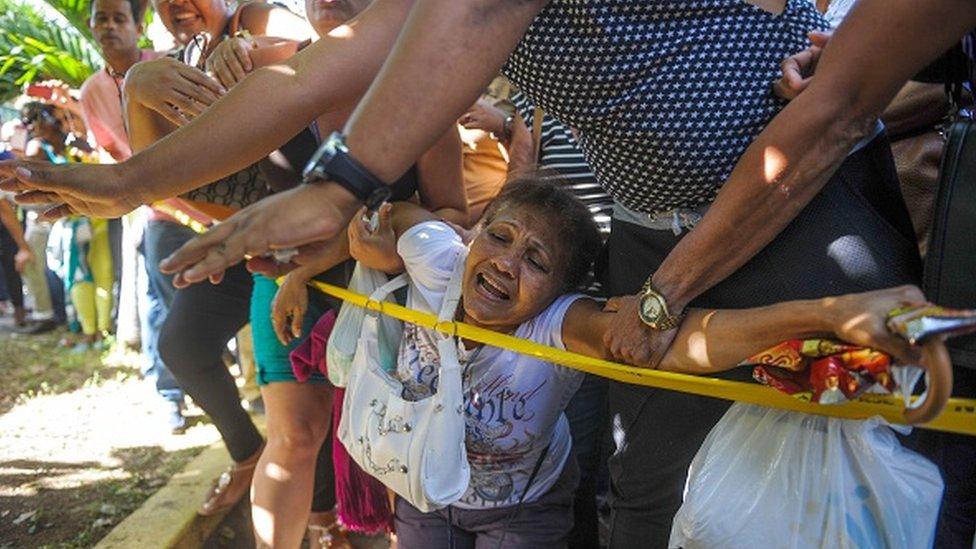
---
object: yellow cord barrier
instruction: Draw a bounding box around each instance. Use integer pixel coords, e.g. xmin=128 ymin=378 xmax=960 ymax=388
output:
xmin=309 ymin=280 xmax=976 ymax=436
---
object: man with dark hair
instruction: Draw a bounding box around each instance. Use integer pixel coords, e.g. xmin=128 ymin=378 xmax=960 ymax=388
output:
xmin=81 ymin=0 xmax=157 ymax=162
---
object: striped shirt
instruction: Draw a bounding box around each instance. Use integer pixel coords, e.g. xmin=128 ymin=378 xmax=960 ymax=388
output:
xmin=511 ymin=91 xmax=613 ymax=236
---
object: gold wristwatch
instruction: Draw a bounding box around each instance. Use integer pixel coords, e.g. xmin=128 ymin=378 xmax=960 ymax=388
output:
xmin=637 ymin=279 xmax=683 ymax=330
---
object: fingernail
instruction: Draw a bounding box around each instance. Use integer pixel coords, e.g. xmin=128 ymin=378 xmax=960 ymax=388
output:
xmin=15 ymin=167 xmax=31 ymax=179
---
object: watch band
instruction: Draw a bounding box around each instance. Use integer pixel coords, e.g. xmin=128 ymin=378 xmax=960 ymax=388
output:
xmin=303 ymin=132 xmax=392 ymax=208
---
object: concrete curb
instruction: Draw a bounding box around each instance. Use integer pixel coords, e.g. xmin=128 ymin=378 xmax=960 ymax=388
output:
xmin=95 ymin=441 xmax=233 ymax=549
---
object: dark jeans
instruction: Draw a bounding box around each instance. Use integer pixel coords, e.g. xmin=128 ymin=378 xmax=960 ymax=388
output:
xmin=0 ymin=261 xmax=7 ymax=302
xmin=45 ymin=268 xmax=66 ymax=325
xmin=140 ymin=220 xmax=188 ymax=403
xmin=564 ymin=374 xmax=608 ymax=549
xmin=605 ymin=135 xmax=922 ymax=548
xmin=151 ymin=220 xmax=263 ymax=462
xmin=0 ymin=224 xmax=24 ymax=309
xmin=394 ymin=457 xmax=579 ymax=549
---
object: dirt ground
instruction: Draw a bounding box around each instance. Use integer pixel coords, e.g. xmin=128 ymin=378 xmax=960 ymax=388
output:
xmin=0 ymin=319 xmax=220 ymax=548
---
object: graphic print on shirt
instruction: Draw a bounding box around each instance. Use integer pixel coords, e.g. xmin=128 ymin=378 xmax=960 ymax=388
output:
xmin=398 ymin=325 xmax=552 ymax=506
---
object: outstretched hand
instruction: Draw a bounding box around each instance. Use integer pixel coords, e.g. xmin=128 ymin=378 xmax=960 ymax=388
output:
xmin=0 ymin=160 xmax=139 ymax=220
xmin=159 ymin=182 xmax=360 ymax=287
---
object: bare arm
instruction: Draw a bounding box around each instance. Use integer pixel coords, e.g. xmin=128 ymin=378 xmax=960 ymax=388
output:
xmin=565 ymin=285 xmax=930 ymax=374
xmin=416 ymin=126 xmax=468 ymax=227
xmin=343 ymin=0 xmax=546 ymax=183
xmin=0 ymin=200 xmax=28 ymax=250
xmin=128 ymin=0 xmax=414 ymax=201
xmin=505 ymin=114 xmax=535 ymax=176
xmin=126 ymin=91 xmax=178 ymax=155
xmin=0 ymin=0 xmax=412 ymax=212
xmin=238 ymin=2 xmax=314 ymax=41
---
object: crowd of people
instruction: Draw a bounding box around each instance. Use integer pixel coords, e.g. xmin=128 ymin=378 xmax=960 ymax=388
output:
xmin=1 ymin=0 xmax=975 ymax=547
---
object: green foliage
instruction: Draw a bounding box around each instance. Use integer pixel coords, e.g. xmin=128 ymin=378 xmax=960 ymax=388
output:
xmin=0 ymin=0 xmax=156 ymax=101
xmin=0 ymin=0 xmax=103 ymax=101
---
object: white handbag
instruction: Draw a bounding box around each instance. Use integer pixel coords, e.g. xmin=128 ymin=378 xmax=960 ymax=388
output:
xmin=337 ymin=259 xmax=470 ymax=512
xmin=325 ymin=262 xmax=401 ymax=387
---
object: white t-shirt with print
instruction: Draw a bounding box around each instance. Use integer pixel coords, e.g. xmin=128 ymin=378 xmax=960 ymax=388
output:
xmin=396 ymin=221 xmax=585 ymax=509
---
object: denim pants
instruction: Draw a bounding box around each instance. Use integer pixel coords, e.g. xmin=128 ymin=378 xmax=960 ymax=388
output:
xmin=140 ymin=220 xmax=191 ymax=403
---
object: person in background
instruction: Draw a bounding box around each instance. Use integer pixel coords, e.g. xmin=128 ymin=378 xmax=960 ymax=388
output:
xmin=79 ymin=0 xmax=188 ymax=431
xmin=0 ymin=120 xmax=57 ymax=334
xmin=21 ymin=102 xmax=110 ymax=352
xmin=0 ymin=143 xmax=27 ymax=327
xmin=0 ymin=194 xmax=29 ymax=328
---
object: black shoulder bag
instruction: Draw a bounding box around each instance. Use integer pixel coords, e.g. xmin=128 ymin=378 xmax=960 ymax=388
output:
xmin=922 ymin=46 xmax=976 ymax=369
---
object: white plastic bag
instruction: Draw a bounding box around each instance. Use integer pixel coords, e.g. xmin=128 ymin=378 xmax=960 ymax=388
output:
xmin=669 ymin=403 xmax=943 ymax=549
xmin=326 ymin=263 xmax=401 ymax=387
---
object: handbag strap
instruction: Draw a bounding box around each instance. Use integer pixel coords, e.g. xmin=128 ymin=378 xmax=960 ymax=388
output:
xmin=493 ymin=444 xmax=551 ymax=549
xmin=943 ymin=43 xmax=971 ymax=116
xmin=366 ymin=270 xmax=409 ymax=305
xmin=437 ymin=253 xmax=468 ymax=323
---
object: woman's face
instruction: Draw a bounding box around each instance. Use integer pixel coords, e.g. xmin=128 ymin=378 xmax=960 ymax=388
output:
xmin=25 ymin=112 xmax=62 ymax=144
xmin=462 ymin=206 xmax=568 ymax=332
xmin=154 ymin=0 xmax=228 ymax=46
xmin=304 ymin=0 xmax=370 ymax=37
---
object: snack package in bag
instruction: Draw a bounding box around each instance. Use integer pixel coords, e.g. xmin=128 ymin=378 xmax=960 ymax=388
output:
xmin=325 ymin=263 xmax=402 ymax=387
xmin=669 ymin=404 xmax=943 ymax=549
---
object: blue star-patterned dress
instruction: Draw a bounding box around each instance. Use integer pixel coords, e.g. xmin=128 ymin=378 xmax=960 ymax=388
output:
xmin=504 ymin=0 xmax=829 ymax=213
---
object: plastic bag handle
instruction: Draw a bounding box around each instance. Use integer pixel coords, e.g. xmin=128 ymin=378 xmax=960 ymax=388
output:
xmin=903 ymin=340 xmax=954 ymax=424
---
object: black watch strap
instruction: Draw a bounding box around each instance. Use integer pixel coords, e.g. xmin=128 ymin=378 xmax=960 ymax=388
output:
xmin=303 ymin=132 xmax=392 ymax=209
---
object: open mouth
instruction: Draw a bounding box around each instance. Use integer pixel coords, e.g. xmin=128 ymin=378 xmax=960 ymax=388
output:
xmin=476 ymin=273 xmax=510 ymax=301
xmin=172 ymin=12 xmax=201 ymax=26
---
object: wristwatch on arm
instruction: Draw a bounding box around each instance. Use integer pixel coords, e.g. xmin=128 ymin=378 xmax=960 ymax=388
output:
xmin=637 ymin=278 xmax=684 ymax=330
xmin=303 ymin=131 xmax=392 ymax=213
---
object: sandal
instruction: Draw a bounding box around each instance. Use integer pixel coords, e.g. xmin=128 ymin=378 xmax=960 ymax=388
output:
xmin=307 ymin=509 xmax=353 ymax=549
xmin=199 ymin=446 xmax=263 ymax=516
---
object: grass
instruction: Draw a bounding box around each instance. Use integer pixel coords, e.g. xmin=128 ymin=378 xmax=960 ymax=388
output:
xmin=0 ymin=326 xmax=218 ymax=547
xmin=0 ymin=328 xmax=137 ymax=414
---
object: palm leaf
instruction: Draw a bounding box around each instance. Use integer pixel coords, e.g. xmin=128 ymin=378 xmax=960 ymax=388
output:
xmin=0 ymin=0 xmax=102 ymax=101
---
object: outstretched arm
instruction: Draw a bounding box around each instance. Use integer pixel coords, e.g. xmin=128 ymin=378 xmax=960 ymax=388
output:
xmin=565 ymin=285 xmax=953 ymax=423
xmin=0 ymin=0 xmax=414 ymax=216
xmin=565 ymin=286 xmax=932 ymax=374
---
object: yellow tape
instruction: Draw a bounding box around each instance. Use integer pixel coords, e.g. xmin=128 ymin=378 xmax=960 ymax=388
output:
xmin=309 ymin=280 xmax=976 ymax=436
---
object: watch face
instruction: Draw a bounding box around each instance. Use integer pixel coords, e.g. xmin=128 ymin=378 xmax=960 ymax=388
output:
xmin=641 ymin=294 xmax=664 ymax=323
